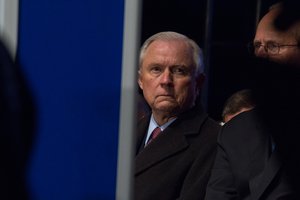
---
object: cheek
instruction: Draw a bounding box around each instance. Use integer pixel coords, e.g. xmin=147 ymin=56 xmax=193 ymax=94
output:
xmin=287 ymin=51 xmax=300 ymax=62
xmin=175 ymin=80 xmax=195 ymax=99
xmin=140 ymin=75 xmax=153 ymax=89
xmin=278 ymin=49 xmax=299 ymax=60
xmin=271 ymin=54 xmax=293 ymax=65
xmin=143 ymin=79 xmax=156 ymax=90
xmin=141 ymin=80 xmax=156 ymax=99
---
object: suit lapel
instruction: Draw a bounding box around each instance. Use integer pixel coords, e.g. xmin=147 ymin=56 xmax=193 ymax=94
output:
xmin=249 ymin=149 xmax=282 ymax=200
xmin=135 ymin=106 xmax=207 ymax=175
xmin=135 ymin=126 xmax=189 ymax=175
xmin=248 ymin=128 xmax=270 ymax=193
xmin=136 ymin=116 xmax=150 ymax=154
xmin=247 ymin=112 xmax=282 ymax=200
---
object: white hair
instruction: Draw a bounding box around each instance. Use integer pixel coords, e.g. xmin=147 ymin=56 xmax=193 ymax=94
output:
xmin=139 ymin=31 xmax=204 ymax=75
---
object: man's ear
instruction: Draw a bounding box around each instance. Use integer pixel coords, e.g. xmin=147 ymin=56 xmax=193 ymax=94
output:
xmin=138 ymin=78 xmax=143 ymax=90
xmin=138 ymin=70 xmax=143 ymax=90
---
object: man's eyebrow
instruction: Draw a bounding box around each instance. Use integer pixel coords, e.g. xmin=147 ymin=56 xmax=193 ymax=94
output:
xmin=170 ymin=64 xmax=188 ymax=68
xmin=147 ymin=63 xmax=162 ymax=68
xmin=265 ymin=40 xmax=279 ymax=44
xmin=254 ymin=39 xmax=278 ymax=44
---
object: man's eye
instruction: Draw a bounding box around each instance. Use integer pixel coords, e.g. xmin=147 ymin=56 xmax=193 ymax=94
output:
xmin=267 ymin=43 xmax=279 ymax=50
xmin=172 ymin=67 xmax=187 ymax=75
xmin=253 ymin=42 xmax=261 ymax=48
xmin=150 ymin=67 xmax=162 ymax=73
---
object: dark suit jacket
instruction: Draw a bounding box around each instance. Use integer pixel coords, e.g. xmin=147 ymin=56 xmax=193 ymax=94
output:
xmin=205 ymin=109 xmax=295 ymax=200
xmin=135 ymin=105 xmax=220 ymax=200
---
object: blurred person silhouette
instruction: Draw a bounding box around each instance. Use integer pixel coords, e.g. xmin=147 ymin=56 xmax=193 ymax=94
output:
xmin=135 ymin=31 xmax=220 ymax=200
xmin=0 ymin=38 xmax=35 ymax=199
xmin=205 ymin=1 xmax=300 ymax=199
xmin=221 ymin=89 xmax=255 ymax=124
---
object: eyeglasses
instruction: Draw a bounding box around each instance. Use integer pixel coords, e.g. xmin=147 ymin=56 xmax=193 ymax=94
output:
xmin=247 ymin=42 xmax=299 ymax=55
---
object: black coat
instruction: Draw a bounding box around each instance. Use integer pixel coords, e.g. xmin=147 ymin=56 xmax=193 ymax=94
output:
xmin=135 ymin=105 xmax=220 ymax=200
xmin=205 ymin=109 xmax=296 ymax=200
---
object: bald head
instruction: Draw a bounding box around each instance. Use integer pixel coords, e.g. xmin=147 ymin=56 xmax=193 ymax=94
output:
xmin=254 ymin=3 xmax=300 ymax=67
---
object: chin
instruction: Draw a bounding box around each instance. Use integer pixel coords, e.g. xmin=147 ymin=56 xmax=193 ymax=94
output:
xmin=155 ymin=104 xmax=179 ymax=113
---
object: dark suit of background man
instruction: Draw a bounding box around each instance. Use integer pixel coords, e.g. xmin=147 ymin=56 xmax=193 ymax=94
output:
xmin=205 ymin=1 xmax=300 ymax=199
xmin=135 ymin=31 xmax=220 ymax=200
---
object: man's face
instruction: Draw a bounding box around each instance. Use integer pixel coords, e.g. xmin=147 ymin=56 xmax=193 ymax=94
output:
xmin=254 ymin=8 xmax=300 ymax=67
xmin=138 ymin=40 xmax=202 ymax=115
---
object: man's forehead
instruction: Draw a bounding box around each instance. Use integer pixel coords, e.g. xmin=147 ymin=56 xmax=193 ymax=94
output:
xmin=255 ymin=13 xmax=297 ymax=43
xmin=147 ymin=39 xmax=187 ymax=49
xmin=254 ymin=29 xmax=289 ymax=43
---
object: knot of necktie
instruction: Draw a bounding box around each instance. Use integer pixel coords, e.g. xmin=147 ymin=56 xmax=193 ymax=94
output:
xmin=147 ymin=127 xmax=162 ymax=145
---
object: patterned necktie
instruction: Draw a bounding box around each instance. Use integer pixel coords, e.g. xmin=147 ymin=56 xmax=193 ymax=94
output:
xmin=146 ymin=127 xmax=161 ymax=145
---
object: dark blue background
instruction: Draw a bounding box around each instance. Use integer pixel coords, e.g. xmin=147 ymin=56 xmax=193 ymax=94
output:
xmin=17 ymin=0 xmax=124 ymax=199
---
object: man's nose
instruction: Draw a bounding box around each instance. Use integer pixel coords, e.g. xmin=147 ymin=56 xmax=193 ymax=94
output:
xmin=255 ymin=46 xmax=269 ymax=58
xmin=160 ymin=70 xmax=173 ymax=85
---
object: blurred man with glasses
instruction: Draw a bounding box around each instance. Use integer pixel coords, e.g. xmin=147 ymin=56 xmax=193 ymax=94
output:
xmin=252 ymin=2 xmax=300 ymax=66
xmin=205 ymin=1 xmax=300 ymax=200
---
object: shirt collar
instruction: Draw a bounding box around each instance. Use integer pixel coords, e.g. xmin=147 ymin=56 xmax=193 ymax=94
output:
xmin=144 ymin=114 xmax=177 ymax=145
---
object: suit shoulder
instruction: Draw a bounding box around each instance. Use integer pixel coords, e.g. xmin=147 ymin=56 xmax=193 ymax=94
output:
xmin=199 ymin=117 xmax=221 ymax=140
xmin=219 ymin=109 xmax=262 ymax=143
xmin=223 ymin=109 xmax=258 ymax=129
xmin=204 ymin=117 xmax=221 ymax=132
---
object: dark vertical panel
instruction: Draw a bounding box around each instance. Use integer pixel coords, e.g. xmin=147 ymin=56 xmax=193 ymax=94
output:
xmin=207 ymin=0 xmax=275 ymax=120
xmin=141 ymin=0 xmax=207 ymax=48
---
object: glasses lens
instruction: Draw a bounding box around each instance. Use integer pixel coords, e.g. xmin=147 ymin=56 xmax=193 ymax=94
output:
xmin=266 ymin=43 xmax=279 ymax=54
